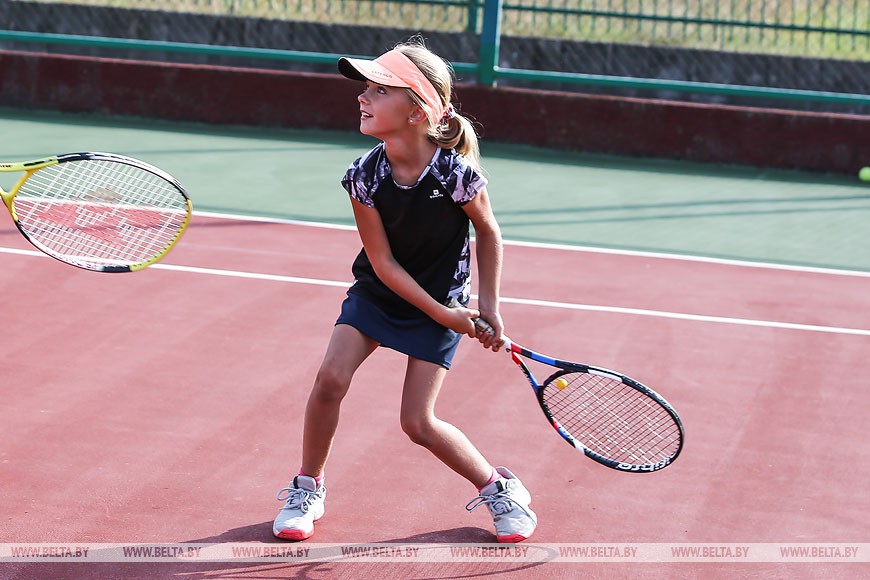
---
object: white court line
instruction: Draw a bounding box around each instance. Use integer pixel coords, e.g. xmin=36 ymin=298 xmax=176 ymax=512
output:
xmin=500 ymin=295 xmax=870 ymax=337
xmin=154 ymin=262 xmax=353 ymax=288
xmin=193 ymin=210 xmax=870 ymax=279
xmin=150 ymin=263 xmax=870 ymax=337
xmin=5 ymin=247 xmax=865 ymax=337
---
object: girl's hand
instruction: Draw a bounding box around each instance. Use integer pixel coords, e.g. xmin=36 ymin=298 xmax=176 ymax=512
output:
xmin=475 ymin=310 xmax=505 ymax=352
xmin=439 ymin=303 xmax=479 ymax=338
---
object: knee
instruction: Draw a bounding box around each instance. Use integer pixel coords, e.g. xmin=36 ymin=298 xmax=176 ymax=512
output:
xmin=401 ymin=415 xmax=436 ymax=448
xmin=310 ymin=365 xmax=351 ymax=405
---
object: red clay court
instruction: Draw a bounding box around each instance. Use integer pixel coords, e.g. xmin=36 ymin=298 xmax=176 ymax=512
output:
xmin=1 ymin=209 xmax=868 ymax=579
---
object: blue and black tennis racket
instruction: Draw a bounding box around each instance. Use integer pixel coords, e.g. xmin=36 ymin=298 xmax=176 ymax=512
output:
xmin=461 ymin=302 xmax=684 ymax=472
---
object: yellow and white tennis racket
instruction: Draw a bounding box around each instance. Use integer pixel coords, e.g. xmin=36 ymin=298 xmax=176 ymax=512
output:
xmin=0 ymin=152 xmax=191 ymax=272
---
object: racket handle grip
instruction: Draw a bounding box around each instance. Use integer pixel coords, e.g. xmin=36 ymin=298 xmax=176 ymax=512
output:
xmin=472 ymin=317 xmax=512 ymax=350
xmin=445 ymin=298 xmax=511 ymax=350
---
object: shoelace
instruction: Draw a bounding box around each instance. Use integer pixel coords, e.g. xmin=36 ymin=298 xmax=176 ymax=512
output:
xmin=276 ymin=486 xmax=317 ymax=513
xmin=465 ymin=484 xmax=534 ymax=518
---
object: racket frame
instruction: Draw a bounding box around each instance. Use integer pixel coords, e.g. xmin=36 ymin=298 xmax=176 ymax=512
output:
xmin=0 ymin=157 xmax=60 ymax=218
xmin=503 ymin=339 xmax=683 ymax=472
xmin=0 ymin=152 xmax=192 ymax=272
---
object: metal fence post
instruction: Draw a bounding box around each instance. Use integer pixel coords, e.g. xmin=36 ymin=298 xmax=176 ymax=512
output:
xmin=466 ymin=0 xmax=479 ymax=33
xmin=478 ymin=0 xmax=503 ymax=85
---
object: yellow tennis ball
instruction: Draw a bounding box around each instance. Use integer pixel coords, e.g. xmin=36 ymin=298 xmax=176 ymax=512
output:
xmin=860 ymin=167 xmax=870 ymax=183
xmin=554 ymin=377 xmax=569 ymax=390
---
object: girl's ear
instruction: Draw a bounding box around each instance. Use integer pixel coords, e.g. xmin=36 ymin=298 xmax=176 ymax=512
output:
xmin=408 ymin=106 xmax=428 ymax=125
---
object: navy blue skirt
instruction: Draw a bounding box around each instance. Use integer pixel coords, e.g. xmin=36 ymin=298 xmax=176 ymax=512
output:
xmin=336 ymin=293 xmax=462 ymax=369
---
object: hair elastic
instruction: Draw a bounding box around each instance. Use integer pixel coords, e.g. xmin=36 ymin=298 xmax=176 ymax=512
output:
xmin=441 ymin=104 xmax=457 ymax=124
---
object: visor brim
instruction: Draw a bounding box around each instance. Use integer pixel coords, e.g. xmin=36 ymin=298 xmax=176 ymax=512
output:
xmin=337 ymin=56 xmax=412 ymax=88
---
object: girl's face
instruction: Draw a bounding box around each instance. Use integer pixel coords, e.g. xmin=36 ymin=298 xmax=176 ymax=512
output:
xmin=357 ymin=82 xmax=420 ymax=139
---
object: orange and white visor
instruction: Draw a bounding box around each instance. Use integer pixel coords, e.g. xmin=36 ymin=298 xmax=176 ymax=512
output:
xmin=338 ymin=49 xmax=445 ymax=124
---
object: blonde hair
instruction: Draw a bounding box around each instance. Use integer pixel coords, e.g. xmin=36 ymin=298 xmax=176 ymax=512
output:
xmin=394 ymin=39 xmax=482 ymax=171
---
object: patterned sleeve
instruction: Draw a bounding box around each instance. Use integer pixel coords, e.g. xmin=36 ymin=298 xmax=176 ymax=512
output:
xmin=430 ymin=148 xmax=488 ymax=205
xmin=340 ymin=143 xmax=388 ymax=208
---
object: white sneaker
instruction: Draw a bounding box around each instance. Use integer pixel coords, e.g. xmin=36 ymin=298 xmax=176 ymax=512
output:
xmin=466 ymin=466 xmax=537 ymax=543
xmin=272 ymin=475 xmax=326 ymax=541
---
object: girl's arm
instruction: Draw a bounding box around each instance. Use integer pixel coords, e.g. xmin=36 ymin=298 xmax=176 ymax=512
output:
xmin=351 ymin=198 xmax=479 ymax=337
xmin=461 ymin=186 xmax=505 ymax=351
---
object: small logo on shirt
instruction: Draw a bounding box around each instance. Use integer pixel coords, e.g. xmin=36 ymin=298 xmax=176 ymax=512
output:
xmin=429 ymin=189 xmax=444 ymax=199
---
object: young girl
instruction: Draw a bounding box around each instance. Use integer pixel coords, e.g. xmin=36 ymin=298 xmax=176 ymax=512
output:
xmin=273 ymin=38 xmax=537 ymax=544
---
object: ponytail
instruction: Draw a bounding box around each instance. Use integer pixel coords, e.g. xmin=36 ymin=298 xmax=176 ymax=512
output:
xmin=430 ymin=111 xmax=481 ymax=171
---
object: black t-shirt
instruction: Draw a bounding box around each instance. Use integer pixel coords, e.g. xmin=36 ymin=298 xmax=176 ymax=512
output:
xmin=341 ymin=144 xmax=487 ymax=319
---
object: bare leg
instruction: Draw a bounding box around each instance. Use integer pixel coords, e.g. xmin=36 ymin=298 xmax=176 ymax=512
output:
xmin=399 ymin=357 xmax=494 ymax=488
xmin=301 ymin=324 xmax=379 ymax=477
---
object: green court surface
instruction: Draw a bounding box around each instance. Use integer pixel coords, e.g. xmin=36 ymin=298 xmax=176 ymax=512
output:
xmin=1 ymin=108 xmax=867 ymax=272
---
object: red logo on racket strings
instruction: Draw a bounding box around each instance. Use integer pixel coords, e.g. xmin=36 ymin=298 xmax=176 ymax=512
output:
xmin=72 ymin=188 xmax=147 ymax=245
xmin=82 ymin=187 xmax=123 ymax=204
xmin=75 ymin=190 xmax=123 ymax=229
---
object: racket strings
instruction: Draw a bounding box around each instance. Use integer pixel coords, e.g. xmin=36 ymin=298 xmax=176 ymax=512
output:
xmin=543 ymin=372 xmax=681 ymax=465
xmin=13 ymin=159 xmax=188 ymax=269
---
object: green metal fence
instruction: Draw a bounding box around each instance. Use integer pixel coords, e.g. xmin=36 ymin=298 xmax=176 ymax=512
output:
xmin=503 ymin=0 xmax=869 ymax=57
xmin=16 ymin=0 xmax=866 ymax=57
xmin=0 ymin=0 xmax=867 ymax=108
